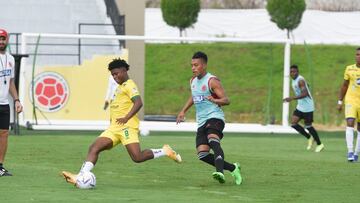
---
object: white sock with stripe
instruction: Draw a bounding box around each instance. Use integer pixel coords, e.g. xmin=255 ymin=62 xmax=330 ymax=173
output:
xmin=355 ymin=131 xmax=360 ymax=155
xmin=151 ymin=148 xmax=166 ymax=158
xmin=346 ymin=127 xmax=354 ymax=153
xmin=80 ymin=161 xmax=94 ymax=173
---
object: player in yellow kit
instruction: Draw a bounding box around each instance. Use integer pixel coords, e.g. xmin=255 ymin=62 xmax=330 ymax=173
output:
xmin=62 ymin=58 xmax=181 ymax=186
xmin=337 ymin=47 xmax=360 ymax=162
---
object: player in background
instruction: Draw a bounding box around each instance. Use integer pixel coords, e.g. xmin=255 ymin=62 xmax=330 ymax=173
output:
xmin=0 ymin=29 xmax=23 ymax=177
xmin=176 ymin=51 xmax=242 ymax=185
xmin=337 ymin=47 xmax=360 ymax=162
xmin=103 ymin=75 xmax=118 ymax=110
xmin=283 ymin=65 xmax=324 ymax=152
xmin=62 ymin=58 xmax=181 ymax=185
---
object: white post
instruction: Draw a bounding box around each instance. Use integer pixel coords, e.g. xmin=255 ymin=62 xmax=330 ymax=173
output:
xmin=282 ymin=41 xmax=291 ymax=126
xmin=18 ymin=34 xmax=27 ymax=126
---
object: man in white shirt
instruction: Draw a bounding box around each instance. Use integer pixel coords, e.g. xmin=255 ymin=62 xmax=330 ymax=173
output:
xmin=0 ymin=29 xmax=23 ymax=176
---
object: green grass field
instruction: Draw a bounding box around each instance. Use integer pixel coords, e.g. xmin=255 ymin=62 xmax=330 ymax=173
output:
xmin=1 ymin=131 xmax=360 ymax=202
xmin=145 ymin=43 xmax=357 ymax=126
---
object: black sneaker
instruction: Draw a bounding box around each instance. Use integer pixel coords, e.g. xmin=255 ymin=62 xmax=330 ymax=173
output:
xmin=0 ymin=167 xmax=13 ymax=176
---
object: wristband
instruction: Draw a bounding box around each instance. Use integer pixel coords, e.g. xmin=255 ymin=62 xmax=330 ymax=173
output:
xmin=14 ymin=99 xmax=20 ymax=103
xmin=337 ymin=100 xmax=343 ymax=105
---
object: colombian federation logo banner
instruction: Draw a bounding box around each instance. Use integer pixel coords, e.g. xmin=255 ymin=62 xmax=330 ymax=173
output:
xmin=29 ymin=72 xmax=69 ymax=112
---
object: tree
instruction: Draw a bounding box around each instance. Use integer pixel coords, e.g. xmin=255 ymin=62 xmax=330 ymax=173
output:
xmin=161 ymin=0 xmax=200 ymax=37
xmin=266 ymin=0 xmax=306 ymax=39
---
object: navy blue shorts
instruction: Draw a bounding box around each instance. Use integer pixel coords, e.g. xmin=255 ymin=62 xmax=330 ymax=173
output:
xmin=196 ymin=118 xmax=225 ymax=147
xmin=0 ymin=105 xmax=10 ymax=130
xmin=293 ymin=109 xmax=313 ymax=123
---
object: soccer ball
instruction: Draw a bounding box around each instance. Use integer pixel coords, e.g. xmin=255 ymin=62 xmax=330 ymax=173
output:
xmin=76 ymin=172 xmax=96 ymax=189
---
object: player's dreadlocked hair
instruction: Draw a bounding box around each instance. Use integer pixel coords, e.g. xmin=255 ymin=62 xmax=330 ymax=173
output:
xmin=108 ymin=58 xmax=130 ymax=71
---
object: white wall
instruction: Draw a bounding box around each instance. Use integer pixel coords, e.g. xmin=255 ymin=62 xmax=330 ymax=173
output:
xmin=145 ymin=8 xmax=360 ymax=45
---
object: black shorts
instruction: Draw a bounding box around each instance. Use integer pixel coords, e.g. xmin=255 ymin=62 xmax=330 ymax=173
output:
xmin=293 ymin=109 xmax=313 ymax=123
xmin=0 ymin=105 xmax=10 ymax=130
xmin=196 ymin=118 xmax=225 ymax=147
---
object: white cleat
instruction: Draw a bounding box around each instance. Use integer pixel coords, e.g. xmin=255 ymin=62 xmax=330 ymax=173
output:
xmin=163 ymin=144 xmax=182 ymax=163
xmin=315 ymin=144 xmax=324 ymax=152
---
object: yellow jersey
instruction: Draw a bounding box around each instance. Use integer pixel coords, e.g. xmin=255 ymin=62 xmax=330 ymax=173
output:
xmin=344 ymin=64 xmax=360 ymax=104
xmin=109 ymin=79 xmax=140 ymax=129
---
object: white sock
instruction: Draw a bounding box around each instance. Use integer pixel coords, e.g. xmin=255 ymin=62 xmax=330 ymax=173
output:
xmin=80 ymin=161 xmax=94 ymax=173
xmin=355 ymin=131 xmax=360 ymax=155
xmin=151 ymin=148 xmax=166 ymax=159
xmin=346 ymin=127 xmax=354 ymax=153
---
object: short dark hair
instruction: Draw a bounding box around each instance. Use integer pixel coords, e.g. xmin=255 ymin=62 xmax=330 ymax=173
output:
xmin=357 ymin=47 xmax=360 ymax=51
xmin=192 ymin=51 xmax=208 ymax=64
xmin=108 ymin=58 xmax=129 ymax=71
xmin=290 ymin=64 xmax=298 ymax=70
